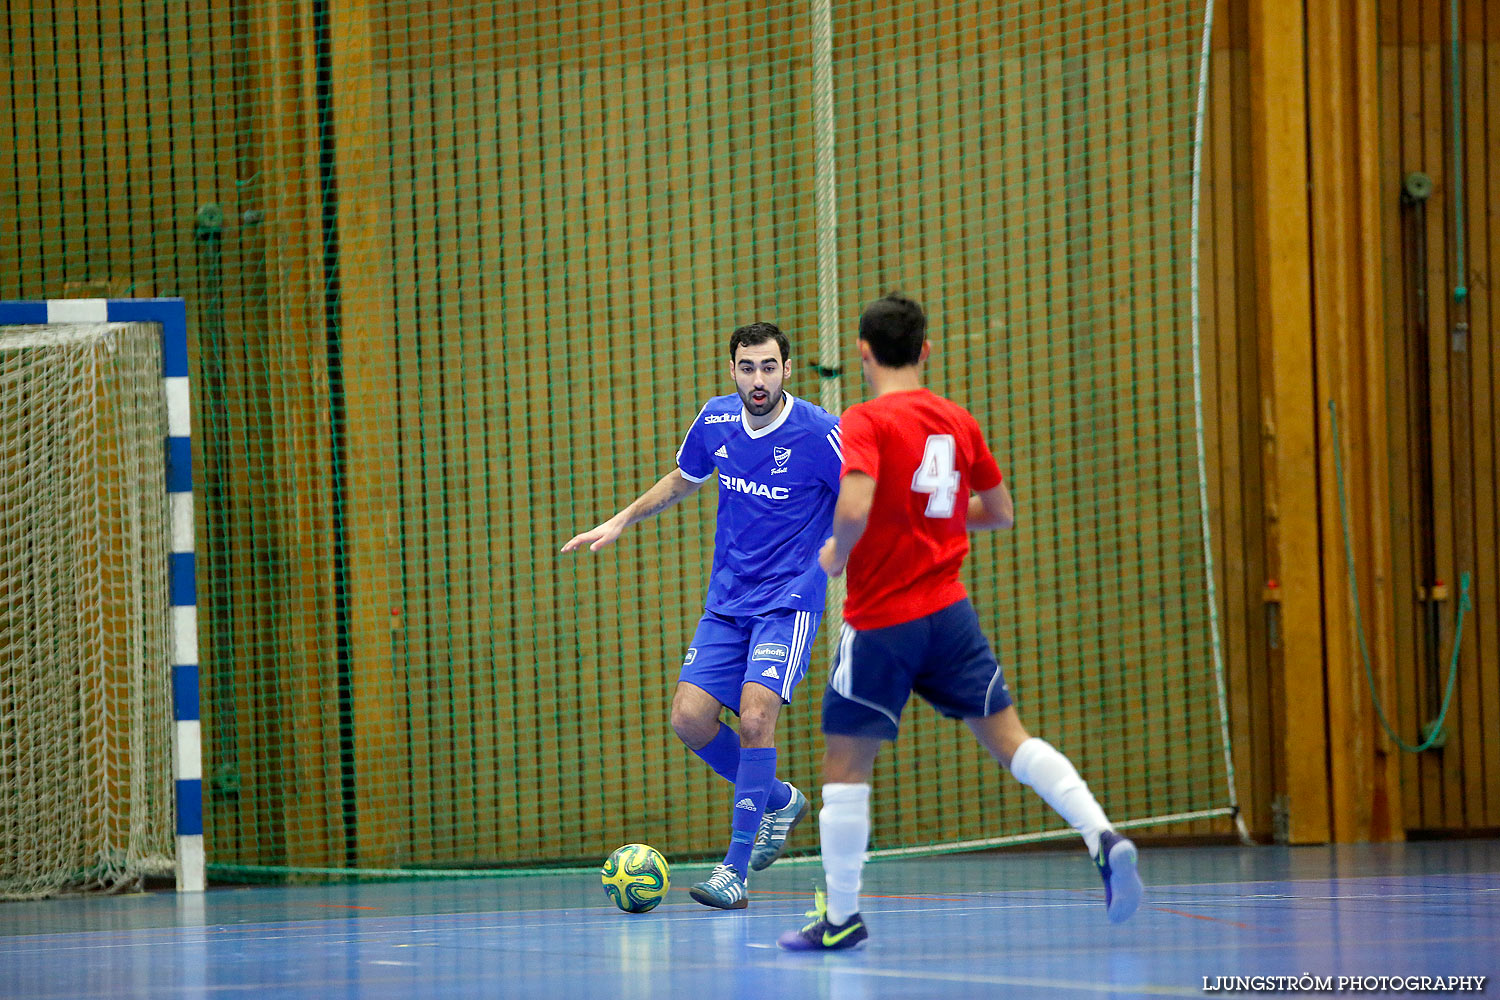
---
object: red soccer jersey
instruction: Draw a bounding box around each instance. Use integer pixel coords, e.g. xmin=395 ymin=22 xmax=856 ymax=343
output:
xmin=838 ymin=388 xmax=1004 ymax=630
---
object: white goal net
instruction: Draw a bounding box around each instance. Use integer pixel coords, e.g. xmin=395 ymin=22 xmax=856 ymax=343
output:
xmin=0 ymin=322 xmax=174 ymax=900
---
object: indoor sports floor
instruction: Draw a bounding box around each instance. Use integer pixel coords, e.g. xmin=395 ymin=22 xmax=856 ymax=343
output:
xmin=2 ymin=840 xmax=1497 ymax=999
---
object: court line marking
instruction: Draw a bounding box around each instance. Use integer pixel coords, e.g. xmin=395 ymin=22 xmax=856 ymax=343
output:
xmin=669 ymin=886 xmax=973 ymax=902
xmin=7 ymin=927 xmax=1498 ymax=967
xmin=2 ymin=885 xmax=1493 ymax=950
xmin=1148 ymin=906 xmax=1254 ymax=929
xmin=4 ymin=882 xmax=1496 ymax=954
xmin=769 ymin=962 xmax=1205 ymax=997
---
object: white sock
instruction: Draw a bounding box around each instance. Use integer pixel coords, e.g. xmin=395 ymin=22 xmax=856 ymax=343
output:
xmin=1008 ymin=737 xmax=1110 ymax=857
xmin=819 ymin=782 xmax=870 ymax=925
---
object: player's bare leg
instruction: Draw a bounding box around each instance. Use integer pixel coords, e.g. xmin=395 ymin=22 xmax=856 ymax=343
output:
xmin=822 ymin=733 xmax=881 ymax=783
xmin=967 ymin=706 xmax=1142 ymax=922
xmin=669 ymin=682 xmax=723 ymax=753
xmin=735 ymin=682 xmax=782 ymax=749
xmin=962 ymin=704 xmax=1031 ymax=768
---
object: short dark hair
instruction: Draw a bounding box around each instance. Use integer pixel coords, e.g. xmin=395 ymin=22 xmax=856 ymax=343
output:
xmin=858 ymin=293 xmax=926 ymax=367
xmin=728 ymin=321 xmax=791 ymax=363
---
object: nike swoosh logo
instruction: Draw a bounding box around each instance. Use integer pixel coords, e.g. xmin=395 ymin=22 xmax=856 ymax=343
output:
xmin=822 ymin=922 xmax=862 ymax=947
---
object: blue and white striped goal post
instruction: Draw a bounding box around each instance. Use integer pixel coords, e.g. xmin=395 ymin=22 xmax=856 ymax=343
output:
xmin=0 ymin=297 xmax=203 ymax=893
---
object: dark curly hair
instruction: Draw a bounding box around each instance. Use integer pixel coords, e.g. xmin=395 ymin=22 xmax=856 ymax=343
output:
xmin=728 ymin=321 xmax=791 ymax=363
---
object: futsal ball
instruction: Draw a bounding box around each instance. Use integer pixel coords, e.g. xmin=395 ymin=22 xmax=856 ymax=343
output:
xmin=601 ymin=843 xmax=670 ymax=913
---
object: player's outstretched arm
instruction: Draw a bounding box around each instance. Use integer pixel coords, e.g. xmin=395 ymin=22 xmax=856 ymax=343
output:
xmin=561 ymin=468 xmax=707 ymax=554
xmin=967 ymin=482 xmax=1014 ymax=531
xmin=818 ymin=471 xmax=876 ymax=577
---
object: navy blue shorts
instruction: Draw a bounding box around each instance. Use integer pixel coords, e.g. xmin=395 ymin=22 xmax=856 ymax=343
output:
xmin=678 ymin=608 xmax=822 ymax=712
xmin=822 ymin=598 xmax=1012 ymax=741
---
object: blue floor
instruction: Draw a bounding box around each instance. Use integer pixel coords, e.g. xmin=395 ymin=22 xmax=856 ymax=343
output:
xmin=3 ymin=841 xmax=1497 ymax=998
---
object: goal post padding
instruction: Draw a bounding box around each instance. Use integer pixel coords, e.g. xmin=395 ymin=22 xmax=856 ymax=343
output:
xmin=0 ymin=298 xmax=200 ymax=899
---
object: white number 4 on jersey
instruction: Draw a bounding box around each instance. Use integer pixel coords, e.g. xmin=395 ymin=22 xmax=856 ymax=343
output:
xmin=911 ymin=434 xmax=961 ymax=517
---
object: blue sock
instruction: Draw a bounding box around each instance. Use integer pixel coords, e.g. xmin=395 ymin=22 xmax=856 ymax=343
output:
xmin=724 ymin=746 xmax=777 ymax=875
xmin=690 ymin=723 xmax=740 ymax=784
xmin=765 ymin=778 xmax=792 ymax=813
xmin=692 ymin=725 xmax=792 ymax=811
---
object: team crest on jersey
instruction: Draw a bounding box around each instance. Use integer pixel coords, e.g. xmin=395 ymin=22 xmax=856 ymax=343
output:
xmin=751 ymin=642 xmax=789 ymax=663
xmin=683 ymin=648 xmax=697 ymax=666
xmin=771 ymin=446 xmax=791 ymax=474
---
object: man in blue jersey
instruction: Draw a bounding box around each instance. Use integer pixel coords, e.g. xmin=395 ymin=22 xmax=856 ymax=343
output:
xmin=563 ymin=322 xmax=844 ymax=909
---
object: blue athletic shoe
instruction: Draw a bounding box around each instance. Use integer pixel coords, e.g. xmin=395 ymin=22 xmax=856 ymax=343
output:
xmin=750 ymin=783 xmax=809 ymax=871
xmin=777 ymin=888 xmax=868 ymax=951
xmin=1094 ymin=830 xmax=1142 ymax=923
xmin=689 ymin=863 xmax=748 ymax=910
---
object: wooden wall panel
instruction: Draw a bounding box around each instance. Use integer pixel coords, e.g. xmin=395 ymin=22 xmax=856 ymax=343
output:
xmin=6 ymin=4 xmax=46 ymax=295
xmin=1476 ymin=0 xmax=1500 ymax=831
xmin=335 ymin=16 xmax=821 ymax=860
xmin=1249 ymin=0 xmax=1332 ymax=844
xmin=307 ymin=0 xmax=1237 ymax=863
xmin=0 ymin=14 xmax=16 ymax=291
xmin=1308 ymin=0 xmax=1401 ymax=843
xmin=1196 ymin=0 xmax=1500 ymax=844
xmin=0 ymin=0 xmax=346 ymax=867
xmin=27 ymin=0 xmax=1468 ymax=866
xmin=470 ymin=37 xmax=507 ymax=857
xmin=277 ymin=0 xmax=343 ymax=871
xmin=1378 ymin=0 xmax=1500 ymax=835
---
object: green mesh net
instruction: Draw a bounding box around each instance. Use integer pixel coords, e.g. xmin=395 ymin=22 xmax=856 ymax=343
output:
xmin=1 ymin=0 xmax=1233 ymax=879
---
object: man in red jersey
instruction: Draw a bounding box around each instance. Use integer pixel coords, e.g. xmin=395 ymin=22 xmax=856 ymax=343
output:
xmin=778 ymin=293 xmax=1142 ymax=952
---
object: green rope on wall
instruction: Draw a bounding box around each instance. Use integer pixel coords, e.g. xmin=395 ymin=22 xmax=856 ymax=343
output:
xmin=1450 ymin=0 xmax=1467 ymax=303
xmin=1329 ymin=398 xmax=1469 ymax=753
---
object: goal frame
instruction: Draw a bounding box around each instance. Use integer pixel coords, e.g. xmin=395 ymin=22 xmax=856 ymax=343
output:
xmin=0 ymin=297 xmax=202 ymax=894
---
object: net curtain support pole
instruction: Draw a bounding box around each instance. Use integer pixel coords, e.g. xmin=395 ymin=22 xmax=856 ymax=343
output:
xmin=811 ymin=0 xmax=844 ymax=659
xmin=1188 ymin=1 xmax=1251 ymax=844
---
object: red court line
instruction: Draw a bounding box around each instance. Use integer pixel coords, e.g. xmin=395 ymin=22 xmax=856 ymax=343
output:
xmin=310 ymin=904 xmax=382 ymax=911
xmin=759 ymin=890 xmax=974 ymax=902
xmin=668 ymin=887 xmax=969 ymax=902
xmin=1149 ymin=905 xmax=1255 ymax=930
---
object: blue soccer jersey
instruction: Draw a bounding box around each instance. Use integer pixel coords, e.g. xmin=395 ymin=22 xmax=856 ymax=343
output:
xmin=676 ymin=392 xmax=842 ymax=616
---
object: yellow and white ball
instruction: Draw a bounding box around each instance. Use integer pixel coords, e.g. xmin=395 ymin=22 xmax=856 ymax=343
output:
xmin=601 ymin=843 xmax=670 ymax=913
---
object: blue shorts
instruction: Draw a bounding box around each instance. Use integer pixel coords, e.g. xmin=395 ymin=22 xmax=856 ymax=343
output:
xmin=822 ymin=598 xmax=1012 ymax=740
xmin=678 ymin=608 xmax=822 ymax=712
